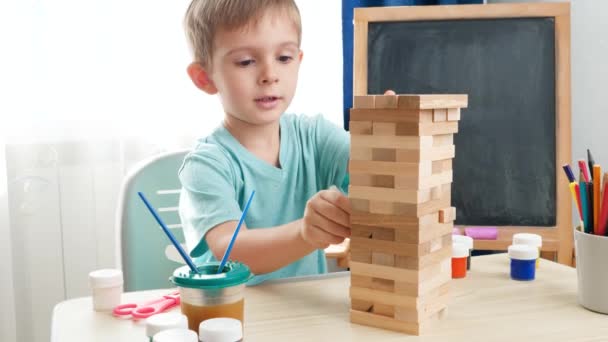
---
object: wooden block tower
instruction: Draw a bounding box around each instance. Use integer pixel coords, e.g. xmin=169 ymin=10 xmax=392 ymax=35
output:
xmin=348 ymin=94 xmax=467 ymax=335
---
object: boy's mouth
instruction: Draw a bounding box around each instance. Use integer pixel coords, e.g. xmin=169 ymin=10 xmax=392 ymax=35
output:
xmin=254 ymin=96 xmax=281 ymax=103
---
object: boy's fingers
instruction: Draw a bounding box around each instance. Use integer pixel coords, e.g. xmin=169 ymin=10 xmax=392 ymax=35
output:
xmin=313 ymin=196 xmax=350 ymax=228
xmin=309 ymin=211 xmax=351 ymax=238
xmin=321 ymin=188 xmax=351 ymax=214
xmin=311 ymin=225 xmax=345 ymax=246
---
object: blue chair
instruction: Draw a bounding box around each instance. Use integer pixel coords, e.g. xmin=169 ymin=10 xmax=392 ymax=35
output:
xmin=116 ymin=150 xmax=189 ymax=291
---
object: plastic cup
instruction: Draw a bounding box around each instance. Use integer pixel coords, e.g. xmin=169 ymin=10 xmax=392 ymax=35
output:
xmin=512 ymin=233 xmax=542 ymax=268
xmin=199 ymin=317 xmax=243 ymax=342
xmin=508 ymin=244 xmax=538 ymax=281
xmin=452 ymin=243 xmax=468 ymax=279
xmin=453 ymin=235 xmax=473 ymax=270
xmin=171 ymin=261 xmax=251 ymax=332
xmin=574 ymin=229 xmax=608 ymax=314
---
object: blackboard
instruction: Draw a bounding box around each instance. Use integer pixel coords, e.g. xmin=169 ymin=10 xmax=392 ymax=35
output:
xmin=366 ymin=18 xmax=556 ymax=226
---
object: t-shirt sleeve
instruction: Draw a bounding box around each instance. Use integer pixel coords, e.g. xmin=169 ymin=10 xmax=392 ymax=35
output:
xmin=311 ymin=115 xmax=350 ymax=192
xmin=178 ymin=145 xmax=242 ymax=258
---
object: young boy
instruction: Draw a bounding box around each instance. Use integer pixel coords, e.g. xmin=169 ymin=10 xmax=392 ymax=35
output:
xmin=179 ymin=0 xmax=351 ymax=285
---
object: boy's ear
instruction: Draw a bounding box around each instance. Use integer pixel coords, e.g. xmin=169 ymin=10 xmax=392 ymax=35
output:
xmin=187 ymin=62 xmax=218 ymax=95
xmin=298 ymin=50 xmax=304 ymax=62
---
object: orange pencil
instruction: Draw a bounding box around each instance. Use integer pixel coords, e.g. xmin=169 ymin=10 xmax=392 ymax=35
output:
xmin=593 ymin=165 xmax=601 ymax=234
xmin=598 ymin=173 xmax=608 ymax=236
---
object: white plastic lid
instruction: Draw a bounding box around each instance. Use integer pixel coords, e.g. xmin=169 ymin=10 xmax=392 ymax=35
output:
xmin=153 ymin=328 xmax=198 ymax=342
xmin=146 ymin=313 xmax=189 ymax=337
xmin=512 ymin=233 xmax=542 ymax=248
xmin=452 ymin=243 xmax=469 ymax=258
xmin=508 ymin=244 xmax=539 ymax=260
xmin=452 ymin=235 xmax=473 ymax=249
xmin=88 ymin=269 xmax=123 ymax=288
xmin=199 ymin=318 xmax=243 ymax=342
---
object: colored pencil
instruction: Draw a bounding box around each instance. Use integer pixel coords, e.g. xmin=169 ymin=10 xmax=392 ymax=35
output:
xmin=593 ymin=165 xmax=601 ymax=233
xmin=598 ymin=173 xmax=608 ymax=236
xmin=580 ymin=179 xmax=590 ymax=233
xmin=588 ymin=149 xmax=596 ymax=180
xmin=579 ymin=160 xmax=590 ymax=182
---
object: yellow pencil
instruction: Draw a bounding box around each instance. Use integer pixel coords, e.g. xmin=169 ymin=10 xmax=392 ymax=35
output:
xmin=569 ymin=182 xmax=582 ymax=220
xmin=593 ymin=165 xmax=601 ymax=234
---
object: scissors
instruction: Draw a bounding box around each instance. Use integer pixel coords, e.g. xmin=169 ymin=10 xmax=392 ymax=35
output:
xmin=112 ymin=291 xmax=180 ymax=319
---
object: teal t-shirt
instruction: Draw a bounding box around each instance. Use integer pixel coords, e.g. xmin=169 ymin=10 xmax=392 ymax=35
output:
xmin=178 ymin=114 xmax=350 ymax=286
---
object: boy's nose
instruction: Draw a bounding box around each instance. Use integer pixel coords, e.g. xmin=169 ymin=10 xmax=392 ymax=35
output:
xmin=258 ymin=64 xmax=279 ymax=85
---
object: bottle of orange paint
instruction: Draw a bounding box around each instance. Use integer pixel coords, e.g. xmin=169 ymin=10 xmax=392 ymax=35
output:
xmin=452 ymin=243 xmax=468 ymax=279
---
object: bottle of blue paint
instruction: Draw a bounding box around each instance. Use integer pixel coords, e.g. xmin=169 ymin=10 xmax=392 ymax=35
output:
xmin=508 ymin=244 xmax=538 ymax=281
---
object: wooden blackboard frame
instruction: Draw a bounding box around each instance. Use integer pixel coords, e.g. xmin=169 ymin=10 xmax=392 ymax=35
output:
xmin=353 ymin=3 xmax=572 ymax=265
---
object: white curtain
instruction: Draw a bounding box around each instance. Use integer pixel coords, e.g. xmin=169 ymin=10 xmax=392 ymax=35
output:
xmin=1 ymin=1 xmax=342 ymax=341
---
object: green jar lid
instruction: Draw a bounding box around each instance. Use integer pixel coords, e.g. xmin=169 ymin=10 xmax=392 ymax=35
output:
xmin=170 ymin=261 xmax=251 ymax=289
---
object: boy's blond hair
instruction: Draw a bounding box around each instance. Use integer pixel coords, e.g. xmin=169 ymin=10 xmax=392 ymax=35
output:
xmin=184 ymin=0 xmax=302 ymax=67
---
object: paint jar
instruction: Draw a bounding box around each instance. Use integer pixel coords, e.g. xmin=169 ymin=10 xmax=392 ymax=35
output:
xmin=508 ymin=244 xmax=538 ymax=281
xmin=512 ymin=233 xmax=542 ymax=268
xmin=153 ymin=328 xmax=198 ymax=342
xmin=88 ymin=269 xmax=123 ymax=312
xmin=453 ymin=235 xmax=474 ymax=270
xmin=146 ymin=313 xmax=188 ymax=342
xmin=171 ymin=261 xmax=251 ymax=332
xmin=452 ymin=243 xmax=468 ymax=279
xmin=574 ymin=229 xmax=608 ymax=314
xmin=199 ymin=317 xmax=243 ymax=342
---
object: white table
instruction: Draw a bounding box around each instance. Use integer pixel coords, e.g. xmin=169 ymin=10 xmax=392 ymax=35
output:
xmin=52 ymin=254 xmax=608 ymax=341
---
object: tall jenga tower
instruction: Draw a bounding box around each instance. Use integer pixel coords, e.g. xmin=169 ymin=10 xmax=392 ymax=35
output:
xmin=348 ymin=94 xmax=467 ymax=335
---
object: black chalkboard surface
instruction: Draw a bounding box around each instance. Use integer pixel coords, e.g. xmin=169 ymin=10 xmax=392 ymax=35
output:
xmin=366 ymin=18 xmax=556 ymax=226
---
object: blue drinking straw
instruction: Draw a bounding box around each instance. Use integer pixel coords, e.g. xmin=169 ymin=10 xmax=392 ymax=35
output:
xmin=137 ymin=192 xmax=199 ymax=274
xmin=217 ymin=190 xmax=255 ymax=274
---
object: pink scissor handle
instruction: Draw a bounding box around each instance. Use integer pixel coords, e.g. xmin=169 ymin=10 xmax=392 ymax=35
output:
xmin=131 ymin=291 xmax=180 ymax=319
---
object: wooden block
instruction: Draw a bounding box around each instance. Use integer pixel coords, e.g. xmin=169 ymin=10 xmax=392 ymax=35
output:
xmin=351 ymin=211 xmax=438 ymax=230
xmin=447 ymin=108 xmax=461 ymax=121
xmin=374 ymin=95 xmax=398 ymax=108
xmin=394 ymin=293 xmax=450 ymax=323
xmin=350 ymin=147 xmax=372 ymax=161
xmin=432 ymin=159 xmax=452 ymax=173
xmin=349 ymin=108 xmax=433 ymax=123
xmin=396 ymin=145 xmax=455 ymax=163
xmin=369 ymin=201 xmax=397 ymax=214
xmin=372 ymin=252 xmax=395 ymax=266
xmin=395 ymin=245 xmax=452 ymax=270
xmin=371 ymin=148 xmax=396 ymax=162
xmin=350 ymin=310 xmax=423 ymax=335
xmin=349 ymin=121 xmax=373 ymax=135
xmin=394 ymin=267 xmax=451 ymax=297
xmin=350 ymin=286 xmax=418 ymax=309
xmin=372 ymin=304 xmax=395 ymax=318
xmin=349 ymin=186 xmax=429 ymax=204
xmin=349 ymin=174 xmax=374 ymax=187
xmin=433 ymin=108 xmax=447 ymax=122
xmin=431 ymin=185 xmax=443 ymax=200
xmin=395 ymin=222 xmax=453 ymax=245
xmin=372 ymin=122 xmax=397 ymax=136
xmin=351 ymin=274 xmax=373 ymax=288
xmin=349 ymin=198 xmax=370 ymax=212
xmin=349 ymin=160 xmax=420 ymax=177
xmin=351 ymin=135 xmax=433 ymax=150
xmin=351 ymin=234 xmax=451 ymax=259
xmin=394 ymin=170 xmax=452 ymax=190
xmin=439 ymin=207 xmax=456 ymax=223
xmin=351 ymin=299 xmax=373 ymax=312
xmin=351 ymin=225 xmax=395 ymax=240
xmin=397 ymin=94 xmax=468 ymax=110
xmin=432 ymin=134 xmax=453 ymax=147
xmin=353 ymin=95 xmax=375 ymax=109
xmin=350 ymin=248 xmax=371 ymax=263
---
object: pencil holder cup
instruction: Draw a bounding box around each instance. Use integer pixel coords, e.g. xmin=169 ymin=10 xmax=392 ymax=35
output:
xmin=574 ymin=229 xmax=608 ymax=314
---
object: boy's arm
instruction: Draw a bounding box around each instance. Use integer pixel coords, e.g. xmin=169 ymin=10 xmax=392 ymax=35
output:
xmin=205 ymin=188 xmax=351 ymax=275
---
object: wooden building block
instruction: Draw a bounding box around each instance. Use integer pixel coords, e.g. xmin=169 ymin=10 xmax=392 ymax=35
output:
xmin=439 ymin=207 xmax=456 ymax=223
xmin=393 ymin=264 xmax=451 ymax=297
xmin=375 ymin=95 xmax=398 ymax=108
xmin=349 ymin=234 xmax=450 ymax=261
xmin=350 ymin=198 xmax=370 ymax=212
xmin=350 ymin=147 xmax=372 ymax=161
xmin=353 ymin=95 xmax=376 ymax=108
xmin=369 ymin=200 xmax=397 ymax=214
xmin=350 ymin=108 xmax=433 ymax=123
xmin=395 ymin=145 xmax=455 ymax=163
xmin=397 ymin=94 xmax=468 ymax=110
xmin=432 ymin=159 xmax=452 ymax=173
xmin=351 ymin=135 xmax=433 ymax=150
xmin=394 ymin=170 xmax=452 ymax=190
xmin=394 ymin=292 xmax=450 ymax=323
xmin=372 ymin=122 xmax=397 ymax=135
xmin=395 ymin=245 xmax=452 ymax=270
xmin=372 ymin=148 xmax=397 ymax=162
xmin=349 ymin=160 xmax=421 ymax=177
xmin=447 ymin=108 xmax=461 ymax=121
xmin=351 ymin=211 xmax=438 ymax=230
xmin=351 ymin=224 xmax=395 ymax=240
xmin=349 ymin=185 xmax=430 ymax=204
xmin=350 ymin=310 xmax=425 ymax=335
xmin=363 ymin=193 xmax=451 ymax=217
xmin=433 ymin=108 xmax=447 ymax=122
xmin=349 ymin=121 xmax=373 ymax=135
xmin=432 ymin=134 xmax=453 ymax=147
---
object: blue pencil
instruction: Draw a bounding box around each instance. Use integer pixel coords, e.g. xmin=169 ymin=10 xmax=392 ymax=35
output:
xmin=580 ymin=180 xmax=590 ymax=234
xmin=217 ymin=190 xmax=256 ymax=274
xmin=138 ymin=192 xmax=200 ymax=274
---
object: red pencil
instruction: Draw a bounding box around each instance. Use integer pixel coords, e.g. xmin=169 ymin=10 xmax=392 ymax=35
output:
xmin=597 ymin=173 xmax=608 ymax=236
xmin=579 ymin=160 xmax=590 ymax=182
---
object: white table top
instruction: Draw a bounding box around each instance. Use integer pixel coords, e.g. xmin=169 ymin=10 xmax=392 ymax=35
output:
xmin=52 ymin=254 xmax=608 ymax=341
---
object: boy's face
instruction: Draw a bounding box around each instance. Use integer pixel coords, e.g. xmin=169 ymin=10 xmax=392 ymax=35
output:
xmin=204 ymin=9 xmax=302 ymax=126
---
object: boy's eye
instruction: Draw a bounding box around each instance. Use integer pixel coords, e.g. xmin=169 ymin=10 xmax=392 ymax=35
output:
xmin=278 ymin=55 xmax=293 ymax=63
xmin=237 ymin=59 xmax=254 ymax=67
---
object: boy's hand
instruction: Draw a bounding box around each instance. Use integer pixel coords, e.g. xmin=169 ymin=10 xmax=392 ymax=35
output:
xmin=301 ymin=187 xmax=351 ymax=249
